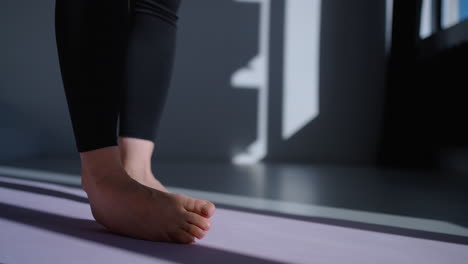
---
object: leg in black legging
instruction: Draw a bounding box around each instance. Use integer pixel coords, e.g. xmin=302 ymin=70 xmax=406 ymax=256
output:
xmin=117 ymin=1 xmax=181 ymax=192
xmin=55 ymin=0 xmax=215 ymax=243
xmin=55 ymin=0 xmax=129 ymax=153
xmin=55 ymin=0 xmax=179 ymax=153
xmin=120 ymin=0 xmax=181 ymax=141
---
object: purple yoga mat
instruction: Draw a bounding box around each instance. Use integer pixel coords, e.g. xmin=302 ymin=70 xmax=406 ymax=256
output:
xmin=0 ymin=176 xmax=467 ymax=264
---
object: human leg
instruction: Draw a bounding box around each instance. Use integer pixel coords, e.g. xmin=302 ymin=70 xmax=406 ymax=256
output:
xmin=54 ymin=0 xmax=214 ymax=243
xmin=119 ymin=0 xmax=180 ymax=191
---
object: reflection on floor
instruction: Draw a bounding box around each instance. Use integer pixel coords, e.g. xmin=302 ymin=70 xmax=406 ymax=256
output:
xmin=0 ymin=162 xmax=467 ymax=263
xmin=1 ymin=159 xmax=468 ymax=229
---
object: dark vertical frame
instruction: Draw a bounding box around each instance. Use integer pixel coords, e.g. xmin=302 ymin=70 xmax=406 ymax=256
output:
xmin=432 ymin=0 xmax=442 ymax=31
xmin=379 ymin=0 xmax=424 ymax=167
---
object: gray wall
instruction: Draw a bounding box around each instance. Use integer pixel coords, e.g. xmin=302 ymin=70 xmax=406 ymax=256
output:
xmin=1 ymin=0 xmax=74 ymax=160
xmin=266 ymin=0 xmax=386 ymax=164
xmin=0 ymin=0 xmax=386 ymax=165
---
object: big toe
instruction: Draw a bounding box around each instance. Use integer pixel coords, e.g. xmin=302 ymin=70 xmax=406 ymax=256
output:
xmin=186 ymin=198 xmax=216 ymax=218
xmin=201 ymin=201 xmax=216 ymax=217
xmin=197 ymin=200 xmax=216 ymax=218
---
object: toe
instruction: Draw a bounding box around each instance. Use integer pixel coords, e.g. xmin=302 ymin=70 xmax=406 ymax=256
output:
xmin=172 ymin=230 xmax=195 ymax=244
xmin=185 ymin=211 xmax=211 ymax=230
xmin=200 ymin=201 xmax=216 ymax=218
xmin=182 ymin=223 xmax=206 ymax=239
xmin=185 ymin=198 xmax=216 ymax=218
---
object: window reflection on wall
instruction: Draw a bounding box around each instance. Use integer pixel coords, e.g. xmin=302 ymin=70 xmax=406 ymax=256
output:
xmin=460 ymin=0 xmax=468 ymax=21
xmin=442 ymin=0 xmax=468 ymax=28
xmin=420 ymin=0 xmax=468 ymax=39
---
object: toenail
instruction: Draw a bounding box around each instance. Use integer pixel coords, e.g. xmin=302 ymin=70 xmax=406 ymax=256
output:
xmin=202 ymin=204 xmax=209 ymax=215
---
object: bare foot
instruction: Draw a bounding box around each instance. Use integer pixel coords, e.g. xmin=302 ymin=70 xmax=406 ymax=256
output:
xmin=81 ymin=147 xmax=216 ymax=243
xmin=118 ymin=137 xmax=168 ymax=192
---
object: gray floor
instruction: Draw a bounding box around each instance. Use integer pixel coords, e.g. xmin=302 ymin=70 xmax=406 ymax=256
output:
xmin=2 ymin=158 xmax=468 ymax=228
xmin=0 ymin=159 xmax=467 ymax=263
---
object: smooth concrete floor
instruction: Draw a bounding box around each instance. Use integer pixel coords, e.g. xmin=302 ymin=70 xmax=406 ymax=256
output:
xmin=2 ymin=158 xmax=468 ymax=228
xmin=0 ymin=159 xmax=467 ymax=263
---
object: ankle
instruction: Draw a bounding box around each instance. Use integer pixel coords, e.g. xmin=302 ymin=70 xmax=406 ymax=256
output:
xmin=80 ymin=146 xmax=126 ymax=190
xmin=119 ymin=137 xmax=154 ymax=168
xmin=122 ymin=160 xmax=153 ymax=179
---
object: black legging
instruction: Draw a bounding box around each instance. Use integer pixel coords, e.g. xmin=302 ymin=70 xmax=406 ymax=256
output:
xmin=55 ymin=0 xmax=181 ymax=152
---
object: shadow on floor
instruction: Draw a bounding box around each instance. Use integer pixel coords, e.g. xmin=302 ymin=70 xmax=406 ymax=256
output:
xmin=0 ymin=202 xmax=284 ymax=264
xmin=0 ymin=179 xmax=88 ymax=203
xmin=1 ymin=176 xmax=467 ymax=246
xmin=217 ymin=203 xmax=468 ymax=245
